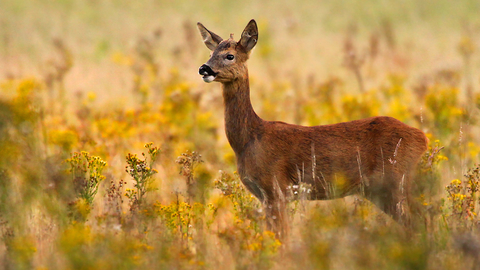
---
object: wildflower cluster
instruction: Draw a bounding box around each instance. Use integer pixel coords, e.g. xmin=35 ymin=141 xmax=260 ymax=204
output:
xmin=445 ymin=164 xmax=480 ymax=228
xmin=286 ymin=182 xmax=313 ymax=201
xmin=215 ymin=171 xmax=262 ymax=224
xmin=154 ymin=196 xmax=217 ymax=245
xmin=213 ymin=171 xmax=283 ymax=269
xmin=66 ymin=152 xmax=107 ymax=207
xmin=125 ymin=143 xmax=159 ymax=211
xmin=285 ymin=182 xmax=313 ymax=220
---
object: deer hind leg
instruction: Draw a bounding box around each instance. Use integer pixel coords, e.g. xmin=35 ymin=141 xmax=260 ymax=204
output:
xmin=365 ymin=171 xmax=411 ymax=226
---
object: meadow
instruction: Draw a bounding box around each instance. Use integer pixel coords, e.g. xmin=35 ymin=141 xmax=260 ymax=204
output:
xmin=1 ymin=0 xmax=480 ymax=269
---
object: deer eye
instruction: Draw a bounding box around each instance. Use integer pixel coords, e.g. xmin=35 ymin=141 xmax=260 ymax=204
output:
xmin=226 ymin=54 xmax=235 ymax=60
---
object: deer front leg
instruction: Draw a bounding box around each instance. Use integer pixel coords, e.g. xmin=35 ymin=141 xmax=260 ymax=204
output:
xmin=265 ymin=199 xmax=289 ymax=239
xmin=265 ymin=176 xmax=291 ymax=239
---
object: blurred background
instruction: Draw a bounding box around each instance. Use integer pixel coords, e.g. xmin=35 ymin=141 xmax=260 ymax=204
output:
xmin=1 ymin=0 xmax=480 ymax=269
xmin=2 ymin=0 xmax=479 ymax=99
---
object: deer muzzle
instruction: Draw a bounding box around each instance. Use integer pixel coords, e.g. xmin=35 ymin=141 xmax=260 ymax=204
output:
xmin=199 ymin=64 xmax=218 ymax=83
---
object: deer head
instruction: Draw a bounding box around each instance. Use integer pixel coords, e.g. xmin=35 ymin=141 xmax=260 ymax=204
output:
xmin=197 ymin=19 xmax=258 ymax=83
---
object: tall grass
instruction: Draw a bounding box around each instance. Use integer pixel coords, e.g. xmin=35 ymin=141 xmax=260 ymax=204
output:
xmin=0 ymin=0 xmax=480 ymax=269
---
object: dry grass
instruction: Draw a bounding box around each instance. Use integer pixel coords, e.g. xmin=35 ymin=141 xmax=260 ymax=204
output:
xmin=1 ymin=0 xmax=480 ymax=269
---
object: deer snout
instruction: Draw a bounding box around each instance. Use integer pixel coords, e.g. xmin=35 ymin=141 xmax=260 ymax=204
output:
xmin=199 ymin=64 xmax=217 ymax=83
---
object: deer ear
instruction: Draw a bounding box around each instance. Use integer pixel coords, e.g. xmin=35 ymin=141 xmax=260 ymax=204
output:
xmin=238 ymin=19 xmax=258 ymax=52
xmin=197 ymin=22 xmax=223 ymax=51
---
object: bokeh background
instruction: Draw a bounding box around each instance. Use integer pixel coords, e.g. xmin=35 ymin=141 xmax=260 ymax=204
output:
xmin=1 ymin=0 xmax=480 ymax=269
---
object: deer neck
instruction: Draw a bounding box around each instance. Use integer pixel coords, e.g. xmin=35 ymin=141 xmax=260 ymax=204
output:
xmin=222 ymin=75 xmax=262 ymax=154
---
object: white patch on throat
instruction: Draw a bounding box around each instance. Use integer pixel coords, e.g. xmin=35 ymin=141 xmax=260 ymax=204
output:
xmin=202 ymin=75 xmax=215 ymax=83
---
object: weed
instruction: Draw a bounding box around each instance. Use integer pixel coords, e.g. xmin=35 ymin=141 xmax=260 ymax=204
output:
xmin=343 ymin=28 xmax=366 ymax=93
xmin=125 ymin=142 xmax=160 ymax=212
xmin=176 ymin=150 xmax=203 ymax=201
xmin=65 ymin=151 xmax=107 ymax=221
xmin=215 ymin=171 xmax=264 ymax=227
xmin=98 ymin=179 xmax=126 ymax=227
xmin=43 ymin=38 xmax=73 ymax=114
xmin=444 ymin=164 xmax=480 ymax=230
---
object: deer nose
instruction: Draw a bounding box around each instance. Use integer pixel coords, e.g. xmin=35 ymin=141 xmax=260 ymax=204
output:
xmin=199 ymin=64 xmax=216 ymax=76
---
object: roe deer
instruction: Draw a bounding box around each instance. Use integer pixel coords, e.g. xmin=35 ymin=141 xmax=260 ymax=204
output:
xmin=197 ymin=19 xmax=428 ymax=236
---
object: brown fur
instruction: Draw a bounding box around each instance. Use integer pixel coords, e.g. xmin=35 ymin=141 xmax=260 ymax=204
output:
xmin=198 ymin=20 xmax=428 ymax=236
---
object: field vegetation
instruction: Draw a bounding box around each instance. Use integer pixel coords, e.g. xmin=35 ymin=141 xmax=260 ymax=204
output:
xmin=1 ymin=0 xmax=480 ymax=269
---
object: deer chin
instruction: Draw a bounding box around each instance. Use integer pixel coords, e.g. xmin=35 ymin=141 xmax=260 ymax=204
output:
xmin=202 ymin=75 xmax=216 ymax=83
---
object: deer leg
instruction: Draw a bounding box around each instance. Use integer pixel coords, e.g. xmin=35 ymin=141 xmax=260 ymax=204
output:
xmin=265 ymin=200 xmax=288 ymax=239
xmin=365 ymin=171 xmax=411 ymax=226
